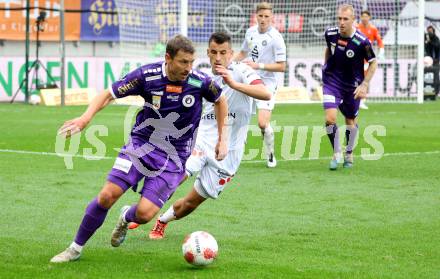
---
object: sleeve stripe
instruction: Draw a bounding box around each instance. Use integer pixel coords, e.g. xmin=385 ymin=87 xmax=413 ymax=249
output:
xmin=250 ymin=79 xmax=264 ymax=85
xmin=108 ymin=86 xmax=117 ymax=99
xmin=368 ymin=57 xmax=376 ymax=63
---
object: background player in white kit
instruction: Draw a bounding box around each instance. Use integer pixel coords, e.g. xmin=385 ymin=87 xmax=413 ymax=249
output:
xmin=233 ymin=2 xmax=286 ymax=168
xmin=128 ymin=31 xmax=271 ymax=238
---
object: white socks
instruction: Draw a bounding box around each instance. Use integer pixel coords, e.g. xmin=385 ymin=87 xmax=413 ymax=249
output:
xmin=159 ymin=206 xmax=177 ymax=223
xmin=70 ymin=242 xmax=83 ymax=253
xmin=262 ymin=125 xmax=275 ymax=156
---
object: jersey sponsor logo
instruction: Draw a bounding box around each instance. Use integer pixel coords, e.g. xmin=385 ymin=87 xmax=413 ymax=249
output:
xmin=183 ymin=95 xmax=195 ymax=107
xmin=337 ymin=39 xmax=347 ymax=46
xmin=188 ymin=77 xmax=202 ymax=88
xmin=167 ymin=95 xmax=180 ymax=101
xmin=117 ymin=78 xmax=139 ymax=95
xmin=166 ymin=85 xmax=183 ymax=94
xmin=151 ymin=90 xmax=163 ymax=96
xmin=323 ymin=94 xmax=336 ymax=103
xmin=145 ymin=75 xmax=161 ymax=82
xmin=352 ymin=38 xmax=361 ymax=45
xmin=113 ymin=157 xmax=132 ymax=173
xmin=346 ymin=49 xmax=355 ymax=58
xmin=152 ymin=95 xmax=161 ymax=109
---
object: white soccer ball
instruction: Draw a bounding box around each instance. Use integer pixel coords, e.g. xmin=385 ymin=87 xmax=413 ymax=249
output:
xmin=182 ymin=231 xmax=218 ymax=266
xmin=29 ymin=94 xmax=41 ymax=105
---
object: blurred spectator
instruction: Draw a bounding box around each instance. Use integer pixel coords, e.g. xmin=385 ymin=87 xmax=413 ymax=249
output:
xmin=425 ymin=25 xmax=440 ymax=65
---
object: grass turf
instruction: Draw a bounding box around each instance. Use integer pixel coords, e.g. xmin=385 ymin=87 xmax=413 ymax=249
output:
xmin=0 ymin=102 xmax=439 ymax=278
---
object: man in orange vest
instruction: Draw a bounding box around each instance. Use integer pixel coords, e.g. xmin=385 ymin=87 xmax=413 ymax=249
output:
xmin=356 ymin=10 xmax=384 ymax=110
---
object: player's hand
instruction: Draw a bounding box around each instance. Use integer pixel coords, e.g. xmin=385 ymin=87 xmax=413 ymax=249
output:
xmin=243 ymin=60 xmax=259 ymax=70
xmin=215 ymin=140 xmax=227 ymax=161
xmin=354 ymin=82 xmax=368 ymax=99
xmin=58 ymin=117 xmax=89 ymax=138
xmin=215 ymin=65 xmax=235 ymax=87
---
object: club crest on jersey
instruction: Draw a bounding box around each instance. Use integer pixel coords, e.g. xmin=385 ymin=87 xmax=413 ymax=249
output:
xmin=152 ymin=95 xmax=161 ymax=109
xmin=262 ymin=40 xmax=267 ymax=46
xmin=346 ymin=49 xmax=355 ymax=58
xmin=182 ymin=95 xmax=195 ymax=107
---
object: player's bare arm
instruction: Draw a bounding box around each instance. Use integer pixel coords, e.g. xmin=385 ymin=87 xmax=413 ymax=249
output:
xmin=354 ymin=59 xmax=377 ymax=99
xmin=214 ymin=65 xmax=270 ymax=100
xmin=243 ymin=60 xmax=286 ymax=72
xmin=214 ymin=95 xmax=228 ymax=161
xmin=58 ymin=90 xmax=114 ymax=138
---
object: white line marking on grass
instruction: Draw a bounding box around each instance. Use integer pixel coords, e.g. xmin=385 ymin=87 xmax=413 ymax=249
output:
xmin=0 ymin=149 xmax=114 ymax=160
xmin=0 ymin=149 xmax=439 ymax=164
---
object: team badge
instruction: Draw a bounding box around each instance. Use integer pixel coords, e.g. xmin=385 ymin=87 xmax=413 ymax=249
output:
xmin=182 ymin=95 xmax=195 ymax=107
xmin=152 ymin=95 xmax=161 ymax=109
xmin=346 ymin=49 xmax=355 ymax=58
xmin=262 ymin=40 xmax=267 ymax=46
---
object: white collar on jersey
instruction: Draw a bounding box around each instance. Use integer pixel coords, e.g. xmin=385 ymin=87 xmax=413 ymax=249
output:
xmin=162 ymin=62 xmax=167 ymax=77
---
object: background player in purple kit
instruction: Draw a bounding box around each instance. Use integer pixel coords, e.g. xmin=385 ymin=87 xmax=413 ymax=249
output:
xmin=50 ymin=35 xmax=228 ymax=263
xmin=323 ymin=4 xmax=377 ymax=170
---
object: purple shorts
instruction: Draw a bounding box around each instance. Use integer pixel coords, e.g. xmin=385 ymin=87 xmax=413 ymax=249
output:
xmin=322 ymin=84 xmax=360 ymax=119
xmin=107 ymin=142 xmax=186 ymax=208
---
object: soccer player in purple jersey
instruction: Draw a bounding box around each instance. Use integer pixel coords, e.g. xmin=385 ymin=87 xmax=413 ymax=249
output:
xmin=323 ymin=4 xmax=377 ymax=170
xmin=50 ymin=35 xmax=228 ymax=263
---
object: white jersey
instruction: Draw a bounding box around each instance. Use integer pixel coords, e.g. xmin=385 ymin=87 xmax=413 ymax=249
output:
xmin=196 ymin=62 xmax=261 ymax=151
xmin=241 ymin=25 xmax=286 ymax=91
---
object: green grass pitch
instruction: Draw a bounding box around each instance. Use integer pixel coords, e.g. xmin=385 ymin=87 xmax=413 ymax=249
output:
xmin=0 ymin=102 xmax=439 ymax=278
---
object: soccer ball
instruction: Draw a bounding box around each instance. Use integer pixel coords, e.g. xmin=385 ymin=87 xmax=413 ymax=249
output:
xmin=29 ymin=94 xmax=41 ymax=105
xmin=182 ymin=231 xmax=218 ymax=266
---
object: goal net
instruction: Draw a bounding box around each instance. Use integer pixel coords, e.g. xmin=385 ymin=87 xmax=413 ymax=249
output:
xmin=115 ymin=0 xmax=427 ymax=103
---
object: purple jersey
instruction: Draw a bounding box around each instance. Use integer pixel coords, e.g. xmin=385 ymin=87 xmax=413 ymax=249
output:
xmin=110 ymin=62 xmax=222 ymax=164
xmin=322 ymin=27 xmax=376 ymax=93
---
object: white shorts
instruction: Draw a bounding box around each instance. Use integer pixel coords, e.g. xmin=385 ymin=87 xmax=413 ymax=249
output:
xmin=255 ymin=86 xmax=276 ymax=111
xmin=185 ymin=145 xmax=243 ymax=199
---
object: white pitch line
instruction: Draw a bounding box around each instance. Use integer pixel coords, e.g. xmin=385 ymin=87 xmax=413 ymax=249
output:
xmin=0 ymin=149 xmax=439 ymax=164
xmin=0 ymin=149 xmax=114 ymax=160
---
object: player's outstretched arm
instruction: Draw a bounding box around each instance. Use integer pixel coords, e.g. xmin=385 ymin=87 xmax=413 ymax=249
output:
xmin=243 ymin=60 xmax=286 ymax=73
xmin=354 ymin=59 xmax=378 ymax=99
xmin=58 ymin=90 xmax=114 ymax=137
xmin=215 ymin=65 xmax=271 ymax=101
xmin=213 ymin=95 xmax=228 ymax=161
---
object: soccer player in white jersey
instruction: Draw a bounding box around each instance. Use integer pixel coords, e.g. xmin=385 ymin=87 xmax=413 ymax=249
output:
xmin=128 ymin=31 xmax=271 ymax=238
xmin=233 ymin=2 xmax=286 ymax=168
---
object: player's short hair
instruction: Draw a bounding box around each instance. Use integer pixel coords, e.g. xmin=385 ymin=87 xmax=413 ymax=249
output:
xmin=256 ymin=2 xmax=272 ymax=12
xmin=361 ymin=10 xmax=371 ymax=17
xmin=208 ymin=32 xmax=232 ymax=46
xmin=166 ymin=35 xmax=195 ymax=59
xmin=338 ymin=4 xmax=355 ymax=17
xmin=427 ymin=25 xmax=436 ymax=33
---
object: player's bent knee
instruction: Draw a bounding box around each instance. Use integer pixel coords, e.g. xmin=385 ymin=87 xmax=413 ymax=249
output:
xmin=97 ymin=190 xmax=118 ymax=209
